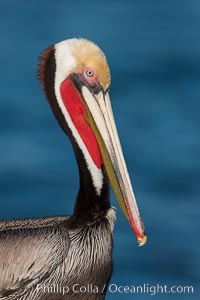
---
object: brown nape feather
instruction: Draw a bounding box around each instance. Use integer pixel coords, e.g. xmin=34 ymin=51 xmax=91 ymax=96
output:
xmin=37 ymin=45 xmax=55 ymax=95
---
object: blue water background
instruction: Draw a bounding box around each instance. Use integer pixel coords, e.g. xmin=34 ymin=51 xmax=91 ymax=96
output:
xmin=0 ymin=1 xmax=200 ymax=299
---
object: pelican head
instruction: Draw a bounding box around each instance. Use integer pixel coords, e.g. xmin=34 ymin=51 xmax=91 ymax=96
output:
xmin=38 ymin=38 xmax=147 ymax=246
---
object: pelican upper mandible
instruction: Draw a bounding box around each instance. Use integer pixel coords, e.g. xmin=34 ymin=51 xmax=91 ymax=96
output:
xmin=0 ymin=38 xmax=147 ymax=300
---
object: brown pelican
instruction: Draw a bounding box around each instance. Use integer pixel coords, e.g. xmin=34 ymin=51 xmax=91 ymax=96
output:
xmin=0 ymin=38 xmax=147 ymax=300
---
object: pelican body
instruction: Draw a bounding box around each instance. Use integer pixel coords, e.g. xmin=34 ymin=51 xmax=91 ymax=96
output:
xmin=0 ymin=38 xmax=146 ymax=300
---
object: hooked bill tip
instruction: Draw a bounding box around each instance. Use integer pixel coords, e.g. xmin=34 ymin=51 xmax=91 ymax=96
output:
xmin=137 ymin=234 xmax=147 ymax=247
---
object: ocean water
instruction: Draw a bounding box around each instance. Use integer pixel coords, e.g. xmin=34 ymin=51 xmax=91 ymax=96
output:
xmin=0 ymin=1 xmax=200 ymax=299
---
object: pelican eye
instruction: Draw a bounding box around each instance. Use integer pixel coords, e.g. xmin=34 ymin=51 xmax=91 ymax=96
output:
xmin=86 ymin=70 xmax=94 ymax=77
xmin=83 ymin=67 xmax=97 ymax=84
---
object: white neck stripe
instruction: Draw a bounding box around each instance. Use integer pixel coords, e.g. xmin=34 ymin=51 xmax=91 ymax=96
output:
xmin=54 ymin=41 xmax=103 ymax=195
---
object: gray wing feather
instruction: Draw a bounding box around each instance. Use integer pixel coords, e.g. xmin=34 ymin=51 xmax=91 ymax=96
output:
xmin=0 ymin=216 xmax=70 ymax=299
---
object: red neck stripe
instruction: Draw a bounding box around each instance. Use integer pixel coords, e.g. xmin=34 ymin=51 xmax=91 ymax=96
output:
xmin=60 ymin=77 xmax=102 ymax=169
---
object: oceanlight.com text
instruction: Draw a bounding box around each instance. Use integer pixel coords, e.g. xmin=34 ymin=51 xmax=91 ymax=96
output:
xmin=108 ymin=283 xmax=194 ymax=296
